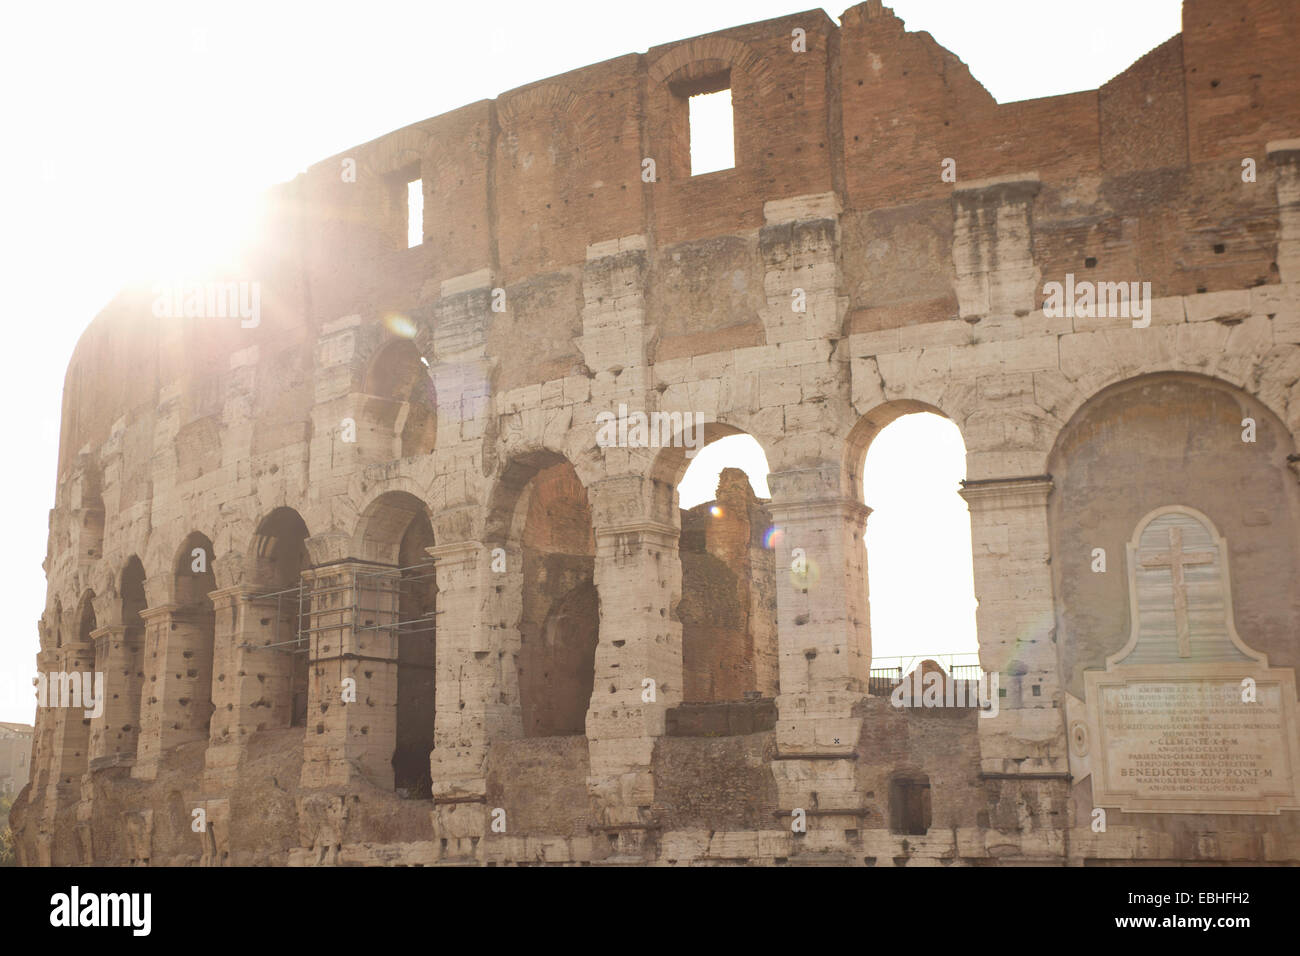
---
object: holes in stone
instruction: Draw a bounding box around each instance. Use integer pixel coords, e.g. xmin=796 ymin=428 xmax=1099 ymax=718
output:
xmin=1213 ymin=243 xmax=1225 ymax=254
xmin=1084 ymin=257 xmax=1097 ymax=268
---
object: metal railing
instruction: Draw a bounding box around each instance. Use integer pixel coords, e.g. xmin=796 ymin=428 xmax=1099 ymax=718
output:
xmin=868 ymin=654 xmax=985 ymax=697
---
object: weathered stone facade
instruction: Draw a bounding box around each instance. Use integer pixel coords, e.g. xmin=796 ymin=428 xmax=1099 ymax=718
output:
xmin=12 ymin=0 xmax=1300 ymax=865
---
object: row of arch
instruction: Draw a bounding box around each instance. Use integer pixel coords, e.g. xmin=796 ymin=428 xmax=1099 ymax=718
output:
xmin=39 ymin=370 xmax=1300 ymax=803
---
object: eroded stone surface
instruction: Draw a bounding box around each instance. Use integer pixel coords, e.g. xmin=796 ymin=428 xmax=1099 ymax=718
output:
xmin=11 ymin=0 xmax=1300 ymax=865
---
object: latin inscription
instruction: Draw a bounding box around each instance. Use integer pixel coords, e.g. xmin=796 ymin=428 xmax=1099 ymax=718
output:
xmin=1099 ymin=680 xmax=1287 ymax=802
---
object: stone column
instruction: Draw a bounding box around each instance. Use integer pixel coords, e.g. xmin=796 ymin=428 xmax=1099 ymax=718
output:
xmin=766 ymin=465 xmax=871 ymax=821
xmin=132 ymin=604 xmax=214 ymax=780
xmin=1268 ymin=139 xmax=1300 ymax=283
xmin=951 ymin=174 xmax=1042 ymax=322
xmin=88 ymin=622 xmax=142 ymax=767
xmin=29 ymin=647 xmax=59 ymax=803
xmin=584 ymin=512 xmax=682 ymax=854
xmin=299 ymin=562 xmax=400 ymax=791
xmin=47 ymin=640 xmax=96 ymax=792
xmin=959 ymin=475 xmax=1067 ymax=775
xmin=205 ymin=585 xmax=300 ymax=789
xmin=425 ymin=536 xmax=509 ymax=852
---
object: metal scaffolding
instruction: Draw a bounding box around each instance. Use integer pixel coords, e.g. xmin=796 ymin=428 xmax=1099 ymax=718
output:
xmin=239 ymin=562 xmax=438 ymax=656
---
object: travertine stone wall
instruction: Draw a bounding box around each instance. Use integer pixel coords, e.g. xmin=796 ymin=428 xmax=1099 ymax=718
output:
xmin=12 ymin=0 xmax=1300 ymax=866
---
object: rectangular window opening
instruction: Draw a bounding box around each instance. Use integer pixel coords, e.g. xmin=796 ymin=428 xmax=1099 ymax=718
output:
xmin=689 ymin=87 xmax=734 ymax=176
xmin=407 ymin=179 xmax=424 ymax=248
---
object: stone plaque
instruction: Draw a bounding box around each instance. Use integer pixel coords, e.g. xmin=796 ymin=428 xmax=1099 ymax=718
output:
xmin=1069 ymin=506 xmax=1300 ymax=814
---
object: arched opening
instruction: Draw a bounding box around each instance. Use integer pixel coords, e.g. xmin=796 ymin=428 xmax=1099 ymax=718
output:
xmin=859 ymin=411 xmax=979 ymax=691
xmin=394 ymin=505 xmax=436 ymax=797
xmin=348 ymin=491 xmax=437 ymax=795
xmin=1047 ymin=373 xmax=1300 ymax=697
xmin=490 ymin=453 xmax=598 ymax=738
xmin=358 ymin=338 xmax=437 ymax=460
xmin=674 ymin=433 xmax=777 ymax=703
xmin=173 ymin=532 xmax=217 ymax=739
xmin=250 ymin=508 xmax=312 ymax=728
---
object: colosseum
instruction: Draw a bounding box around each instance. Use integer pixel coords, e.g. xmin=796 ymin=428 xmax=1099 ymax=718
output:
xmin=12 ymin=0 xmax=1300 ymax=866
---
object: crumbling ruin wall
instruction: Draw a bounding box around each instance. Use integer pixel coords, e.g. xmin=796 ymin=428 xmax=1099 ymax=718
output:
xmin=13 ymin=0 xmax=1300 ymax=866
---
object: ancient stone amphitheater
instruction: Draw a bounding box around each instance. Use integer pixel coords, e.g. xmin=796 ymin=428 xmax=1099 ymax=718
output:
xmin=13 ymin=0 xmax=1300 ymax=866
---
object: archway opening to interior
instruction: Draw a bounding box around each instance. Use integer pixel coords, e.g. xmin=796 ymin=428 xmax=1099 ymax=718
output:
xmin=675 ymin=433 xmax=778 ymax=704
xmin=393 ymin=506 xmax=436 ymax=797
xmin=861 ymin=412 xmax=979 ymax=694
xmin=251 ymin=508 xmax=312 ymax=728
xmin=173 ymin=532 xmax=218 ymax=739
xmin=510 ymin=456 xmax=598 ymax=738
xmin=360 ymin=338 xmax=437 ymax=460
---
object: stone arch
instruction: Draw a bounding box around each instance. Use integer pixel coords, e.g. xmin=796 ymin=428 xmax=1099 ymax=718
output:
xmin=487 ymin=450 xmax=599 ymax=737
xmin=352 ymin=489 xmax=434 ymax=566
xmin=864 ymin=407 xmax=979 ymax=670
xmin=358 ymin=128 xmax=430 ymax=250
xmin=844 ymin=400 xmax=979 ymax=683
xmin=349 ymin=490 xmax=438 ymax=795
xmin=171 ymin=532 xmax=218 ymax=739
xmin=100 ymin=555 xmax=147 ymax=760
xmin=496 ymin=83 xmax=603 ymax=166
xmin=1045 ymin=325 xmax=1300 ymax=460
xmin=648 ymin=35 xmax=775 ymax=181
xmin=844 ymin=399 xmax=951 ymax=506
xmin=648 ymin=420 xmax=750 ymax=525
xmin=74 ymin=589 xmax=97 ymax=648
xmin=360 ymin=127 xmax=429 ymax=181
xmin=664 ymin=429 xmax=778 ymax=703
xmin=351 ymin=337 xmax=437 ymax=461
xmin=249 ymin=507 xmax=312 ymax=589
xmin=1047 ymin=371 xmax=1300 ymax=699
xmin=52 ymin=598 xmax=64 ymax=649
xmin=248 ymin=507 xmax=313 ymax=728
xmin=120 ymin=556 xmax=147 ymax=623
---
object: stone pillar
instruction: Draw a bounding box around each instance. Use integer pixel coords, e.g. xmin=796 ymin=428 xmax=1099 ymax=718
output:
xmin=29 ymin=647 xmax=59 ymax=800
xmin=951 ymin=174 xmax=1042 ymax=322
xmin=205 ymin=585 xmax=301 ymax=789
xmin=766 ymin=465 xmax=871 ymax=820
xmin=584 ymin=512 xmax=682 ymax=852
xmin=959 ymin=475 xmax=1067 ymax=774
xmin=45 ymin=642 xmax=94 ymax=801
xmin=425 ymin=537 xmax=508 ymax=852
xmin=299 ymin=562 xmax=400 ymax=791
xmin=1268 ymin=139 xmax=1300 ymax=283
xmin=133 ymin=603 xmax=215 ymax=780
xmin=88 ymin=622 xmax=142 ymax=767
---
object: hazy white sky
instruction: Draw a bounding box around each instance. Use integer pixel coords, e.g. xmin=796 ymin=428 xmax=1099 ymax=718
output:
xmin=0 ymin=0 xmax=1183 ymax=721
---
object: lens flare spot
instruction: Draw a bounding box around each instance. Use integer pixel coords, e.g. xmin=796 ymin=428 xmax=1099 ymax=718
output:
xmin=763 ymin=526 xmax=783 ymax=550
xmin=383 ymin=313 xmax=417 ymax=339
xmin=789 ymin=557 xmax=822 ymax=590
xmin=710 ymin=505 xmax=723 ymax=518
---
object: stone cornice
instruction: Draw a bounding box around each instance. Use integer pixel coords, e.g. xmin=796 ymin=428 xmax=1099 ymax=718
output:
xmin=959 ymin=475 xmax=1053 ymax=509
xmin=765 ymin=497 xmax=871 ymax=525
xmin=953 ymin=171 xmax=1042 ymax=202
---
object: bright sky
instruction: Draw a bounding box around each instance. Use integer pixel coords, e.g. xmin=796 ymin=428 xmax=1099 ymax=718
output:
xmin=0 ymin=0 xmax=1183 ymax=722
